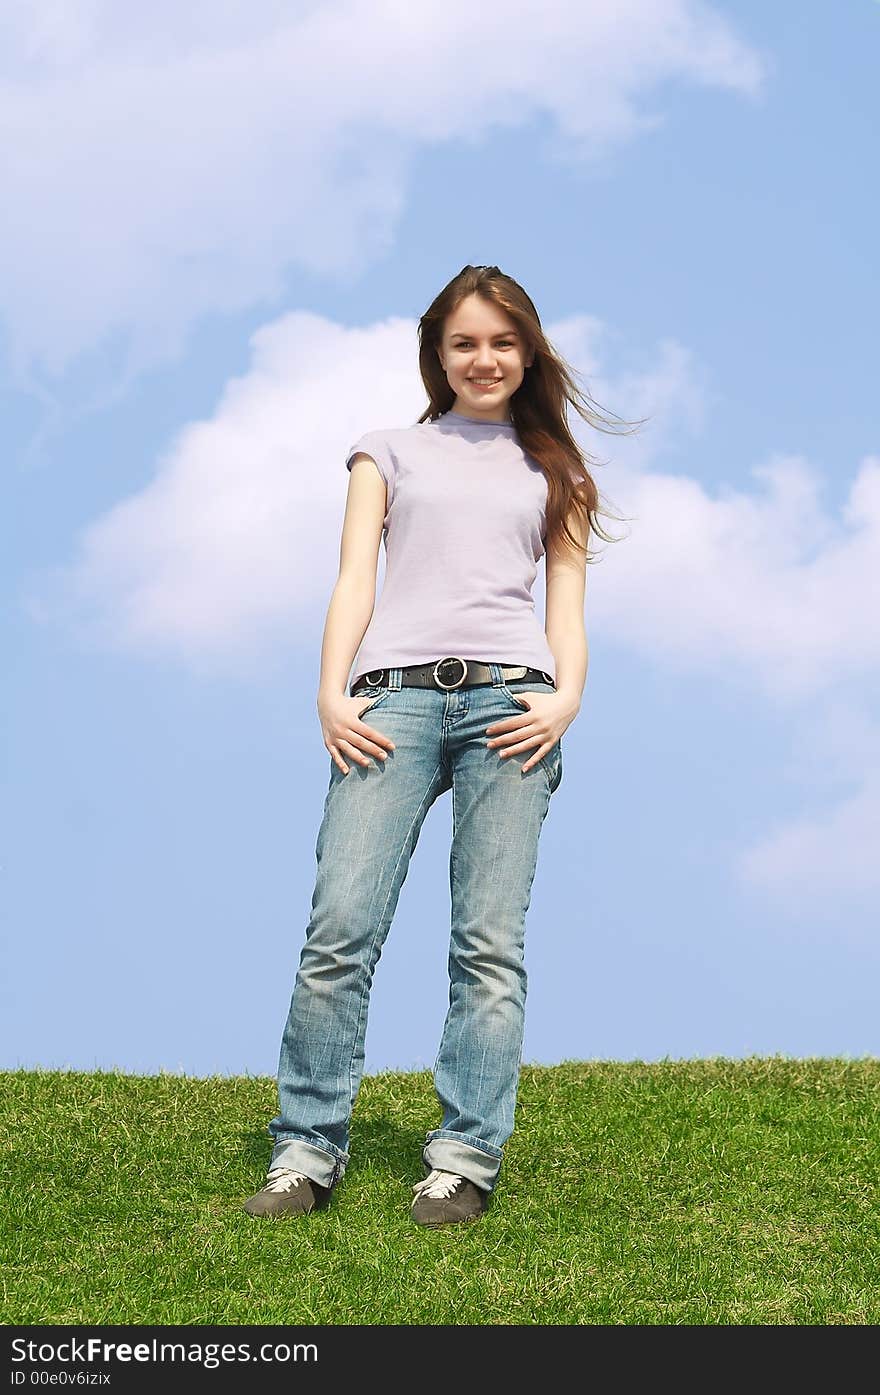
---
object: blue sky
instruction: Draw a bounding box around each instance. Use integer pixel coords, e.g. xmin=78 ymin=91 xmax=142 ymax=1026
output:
xmin=3 ymin=1 xmax=878 ymax=1078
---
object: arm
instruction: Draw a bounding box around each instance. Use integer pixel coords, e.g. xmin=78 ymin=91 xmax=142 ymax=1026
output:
xmin=544 ymin=504 xmax=590 ymax=715
xmin=317 ymin=453 xmax=386 ymax=699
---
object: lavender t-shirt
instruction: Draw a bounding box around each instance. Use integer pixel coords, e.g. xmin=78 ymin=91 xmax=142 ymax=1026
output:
xmin=344 ymin=409 xmax=556 ymax=688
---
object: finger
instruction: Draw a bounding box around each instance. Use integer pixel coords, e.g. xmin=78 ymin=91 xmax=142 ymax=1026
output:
xmin=497 ymin=736 xmax=541 ymax=759
xmin=343 ymin=734 xmax=392 ymax=765
xmin=329 ymin=745 xmax=350 ymax=775
xmin=488 ymin=721 xmax=535 ymax=748
xmin=337 ymin=736 xmax=373 ymax=767
xmin=521 ymin=745 xmax=551 ymax=773
xmin=486 ymin=714 xmax=528 ymax=734
xmin=486 ymin=714 xmax=530 ymax=735
xmin=351 ymin=734 xmax=390 ymax=762
xmin=358 ymin=725 xmax=396 ymax=753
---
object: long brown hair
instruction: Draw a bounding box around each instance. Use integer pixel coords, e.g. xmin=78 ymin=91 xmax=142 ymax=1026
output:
xmin=417 ymin=264 xmax=644 ymax=563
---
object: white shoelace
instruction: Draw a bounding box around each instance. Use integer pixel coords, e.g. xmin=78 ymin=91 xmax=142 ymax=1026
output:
xmin=412 ymin=1168 xmax=465 ymax=1199
xmin=263 ymin=1167 xmax=309 ymax=1193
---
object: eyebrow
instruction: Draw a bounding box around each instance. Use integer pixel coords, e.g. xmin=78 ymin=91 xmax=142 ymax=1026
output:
xmin=449 ymin=330 xmax=519 ymax=340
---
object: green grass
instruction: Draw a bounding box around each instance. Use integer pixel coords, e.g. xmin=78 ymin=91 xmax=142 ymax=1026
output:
xmin=2 ymin=1059 xmax=879 ymax=1325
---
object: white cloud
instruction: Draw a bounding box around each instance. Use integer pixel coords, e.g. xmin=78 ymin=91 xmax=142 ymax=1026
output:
xmin=0 ymin=0 xmax=764 ymax=390
xmin=730 ymin=688 xmax=880 ymax=915
xmin=23 ymin=311 xmax=423 ymax=673
xmin=596 ymin=422 xmax=880 ymax=908
xmin=738 ymin=778 xmax=880 ymax=912
xmin=551 ymin=316 xmax=710 ymax=462
xmin=600 ymin=452 xmax=880 ymax=703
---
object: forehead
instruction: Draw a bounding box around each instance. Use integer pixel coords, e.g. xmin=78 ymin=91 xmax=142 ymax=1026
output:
xmin=445 ymin=298 xmax=519 ymax=338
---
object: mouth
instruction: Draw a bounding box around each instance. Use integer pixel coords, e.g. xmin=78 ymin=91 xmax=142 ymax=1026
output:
xmin=468 ymin=377 xmax=502 ymax=389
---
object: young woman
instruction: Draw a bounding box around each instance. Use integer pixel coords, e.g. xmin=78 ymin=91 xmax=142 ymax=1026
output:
xmin=244 ymin=264 xmax=634 ymax=1227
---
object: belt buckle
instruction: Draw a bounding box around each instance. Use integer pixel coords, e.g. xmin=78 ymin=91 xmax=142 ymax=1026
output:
xmin=433 ymin=656 xmax=468 ymax=690
xmin=364 ymin=668 xmax=386 ymax=687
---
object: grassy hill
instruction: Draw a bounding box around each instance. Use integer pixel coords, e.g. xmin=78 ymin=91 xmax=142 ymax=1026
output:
xmin=2 ymin=1059 xmax=879 ymax=1325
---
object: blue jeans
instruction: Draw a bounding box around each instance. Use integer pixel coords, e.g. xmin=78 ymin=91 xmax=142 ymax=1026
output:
xmin=267 ymin=663 xmax=563 ymax=1193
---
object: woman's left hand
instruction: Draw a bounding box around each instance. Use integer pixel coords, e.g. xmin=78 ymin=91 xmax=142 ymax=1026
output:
xmin=485 ymin=691 xmax=579 ymax=774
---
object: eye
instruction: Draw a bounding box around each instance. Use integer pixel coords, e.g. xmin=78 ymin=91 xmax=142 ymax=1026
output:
xmin=456 ymin=340 xmax=514 ymax=349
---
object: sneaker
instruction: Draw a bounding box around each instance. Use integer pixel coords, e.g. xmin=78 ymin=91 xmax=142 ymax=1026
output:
xmin=411 ymin=1169 xmax=488 ymax=1227
xmin=243 ymin=1167 xmax=334 ymax=1217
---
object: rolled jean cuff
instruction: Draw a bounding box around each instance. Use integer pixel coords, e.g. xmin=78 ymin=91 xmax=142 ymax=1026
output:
xmin=270 ymin=1135 xmax=347 ymax=1188
xmin=422 ymin=1129 xmax=503 ymax=1193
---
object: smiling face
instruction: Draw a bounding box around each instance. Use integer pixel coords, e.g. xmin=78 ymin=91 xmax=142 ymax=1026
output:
xmin=437 ymin=293 xmax=533 ymax=423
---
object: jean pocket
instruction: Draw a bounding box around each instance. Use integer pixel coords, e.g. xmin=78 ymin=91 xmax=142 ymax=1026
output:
xmin=545 ymin=740 xmax=563 ymax=794
xmin=498 ymin=680 xmax=556 ymax=710
xmin=356 ymin=687 xmax=391 ymax=719
xmin=498 ymin=682 xmax=562 ymax=793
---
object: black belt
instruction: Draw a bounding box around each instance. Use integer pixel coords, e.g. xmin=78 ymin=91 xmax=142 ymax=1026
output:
xmin=350 ymin=656 xmax=555 ymax=696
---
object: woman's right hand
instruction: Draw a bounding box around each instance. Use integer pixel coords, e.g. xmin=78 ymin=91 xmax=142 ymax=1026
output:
xmin=318 ymin=690 xmax=396 ymax=775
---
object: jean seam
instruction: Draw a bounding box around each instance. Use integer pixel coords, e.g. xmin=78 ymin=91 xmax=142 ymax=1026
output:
xmin=343 ymin=759 xmax=445 ymax=1118
xmin=433 ymin=758 xmax=459 ymax=1078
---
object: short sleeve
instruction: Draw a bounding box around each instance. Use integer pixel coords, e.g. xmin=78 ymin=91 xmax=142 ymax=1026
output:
xmin=345 ymin=430 xmax=396 ymax=510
